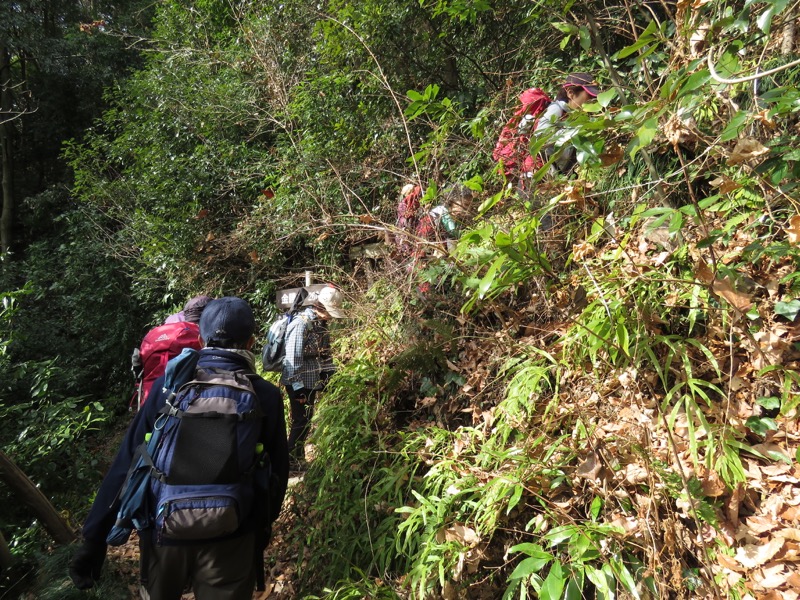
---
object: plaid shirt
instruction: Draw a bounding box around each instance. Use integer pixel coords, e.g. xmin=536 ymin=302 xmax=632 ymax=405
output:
xmin=280 ymin=308 xmax=335 ymax=391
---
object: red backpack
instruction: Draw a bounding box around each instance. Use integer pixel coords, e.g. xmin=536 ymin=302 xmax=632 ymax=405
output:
xmin=492 ymin=88 xmax=551 ymax=178
xmin=395 ymin=185 xmax=422 ymax=256
xmin=136 ymin=322 xmax=202 ymax=406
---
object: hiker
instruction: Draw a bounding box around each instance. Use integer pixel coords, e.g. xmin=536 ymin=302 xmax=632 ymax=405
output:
xmin=69 ymin=297 xmax=290 ymax=599
xmin=525 ymin=72 xmax=599 ymax=176
xmin=131 ymin=294 xmax=213 ymax=409
xmin=416 ymin=184 xmax=476 ymax=254
xmin=493 ymin=72 xmax=599 ymax=186
xmin=163 ymin=294 xmax=212 ymax=324
xmin=404 ymin=185 xmax=476 ymax=294
xmin=281 ymin=285 xmax=346 ymax=468
xmin=393 ymin=183 xmax=423 ymax=258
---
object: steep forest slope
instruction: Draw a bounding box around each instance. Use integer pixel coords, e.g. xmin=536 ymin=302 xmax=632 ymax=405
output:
xmin=3 ymin=0 xmax=800 ymax=599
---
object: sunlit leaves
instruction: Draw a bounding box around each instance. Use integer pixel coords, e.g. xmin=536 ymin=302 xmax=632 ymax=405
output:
xmin=628 ymin=116 xmax=658 ymax=159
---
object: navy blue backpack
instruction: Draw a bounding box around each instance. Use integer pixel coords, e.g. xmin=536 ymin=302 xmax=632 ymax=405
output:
xmin=149 ymin=367 xmax=264 ymax=543
xmin=107 ymin=349 xmax=265 ymax=546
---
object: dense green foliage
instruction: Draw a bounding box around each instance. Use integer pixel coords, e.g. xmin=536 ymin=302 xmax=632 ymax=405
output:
xmin=0 ymin=0 xmax=154 ymax=592
xmin=3 ymin=0 xmax=800 ymax=598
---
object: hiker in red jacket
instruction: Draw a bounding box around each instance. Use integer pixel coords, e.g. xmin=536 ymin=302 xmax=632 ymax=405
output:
xmin=493 ymin=88 xmax=551 ymax=183
xmin=393 ymin=183 xmax=423 ymax=258
xmin=527 ymin=72 xmax=599 ymax=176
xmin=391 ymin=182 xmax=476 ymax=293
xmin=493 ymin=72 xmax=600 ymax=187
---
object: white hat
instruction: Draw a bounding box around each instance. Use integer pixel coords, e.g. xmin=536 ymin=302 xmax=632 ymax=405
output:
xmin=317 ymin=286 xmax=347 ymax=319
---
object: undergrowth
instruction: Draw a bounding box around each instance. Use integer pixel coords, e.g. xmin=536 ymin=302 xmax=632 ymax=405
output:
xmin=288 ymin=22 xmax=800 ymax=596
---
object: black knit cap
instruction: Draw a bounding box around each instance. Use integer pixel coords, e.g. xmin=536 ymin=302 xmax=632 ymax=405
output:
xmin=199 ymin=297 xmax=255 ymax=346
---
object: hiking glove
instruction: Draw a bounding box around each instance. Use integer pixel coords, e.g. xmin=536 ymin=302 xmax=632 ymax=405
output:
xmin=69 ymin=539 xmax=107 ymax=590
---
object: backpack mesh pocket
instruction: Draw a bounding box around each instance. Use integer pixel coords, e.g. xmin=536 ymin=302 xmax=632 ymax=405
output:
xmin=169 ymin=414 xmax=240 ymax=485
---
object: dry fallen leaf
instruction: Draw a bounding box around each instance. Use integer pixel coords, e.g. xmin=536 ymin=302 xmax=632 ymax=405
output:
xmin=696 ymin=260 xmax=715 ymax=284
xmin=752 ymin=442 xmax=792 ymax=462
xmin=776 ymin=528 xmax=800 ymax=541
xmin=712 ymin=276 xmax=753 ymax=312
xmin=746 ymin=515 xmax=779 ymax=535
xmin=573 ymin=242 xmax=596 ymax=261
xmin=663 ymin=113 xmax=696 ymax=146
xmin=752 ymin=333 xmax=790 ymax=369
xmin=445 ymin=359 xmax=461 ymax=373
xmin=727 ymin=483 xmax=746 ymax=524
xmin=701 ymin=470 xmax=727 ymax=497
xmin=625 ymin=463 xmax=649 ymax=485
xmin=788 ymin=572 xmax=800 ymax=588
xmin=735 ymin=537 xmax=785 ymax=569
xmin=787 ymin=215 xmax=800 ymax=246
xmin=709 ymin=175 xmax=742 ymax=194
xmin=599 ymin=144 xmax=624 ymax=166
xmin=416 ymin=396 xmax=437 ymax=408
xmin=782 ymin=506 xmax=800 ymax=522
xmin=576 ymin=452 xmax=603 ymax=480
xmin=718 ymin=552 xmax=743 ymax=572
xmin=754 ymin=109 xmax=777 ymax=129
xmin=436 ymin=523 xmax=480 ymax=546
xmin=563 ymin=182 xmax=587 ymax=210
xmin=728 ymin=137 xmax=770 ymax=166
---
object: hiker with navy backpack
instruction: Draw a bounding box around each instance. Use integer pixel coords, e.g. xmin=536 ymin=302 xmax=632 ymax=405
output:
xmin=69 ymin=297 xmax=289 ymax=599
xmin=280 ymin=285 xmax=346 ymax=469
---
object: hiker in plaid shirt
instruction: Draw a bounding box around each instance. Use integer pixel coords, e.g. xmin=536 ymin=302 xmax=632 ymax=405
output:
xmin=280 ymin=285 xmax=346 ymax=468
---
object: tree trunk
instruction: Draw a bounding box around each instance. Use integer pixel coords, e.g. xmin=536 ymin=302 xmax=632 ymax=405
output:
xmin=0 ymin=450 xmax=77 ymax=546
xmin=442 ymin=55 xmax=459 ymax=91
xmin=0 ymin=529 xmax=12 ymax=573
xmin=0 ymin=44 xmax=14 ymax=255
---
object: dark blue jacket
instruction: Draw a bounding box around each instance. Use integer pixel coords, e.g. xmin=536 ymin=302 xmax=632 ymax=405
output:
xmin=82 ymin=348 xmax=289 ymax=544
